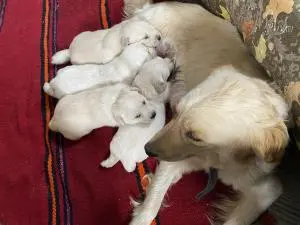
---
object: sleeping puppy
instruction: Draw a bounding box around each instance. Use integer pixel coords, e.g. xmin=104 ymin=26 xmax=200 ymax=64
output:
xmin=49 ymin=83 xmax=157 ymax=140
xmin=51 ymin=18 xmax=161 ymax=65
xmin=132 ymin=56 xmax=174 ymax=101
xmin=130 ymin=66 xmax=289 ymax=225
xmin=43 ymin=42 xmax=156 ymax=99
xmin=101 ymin=102 xmax=165 ymax=172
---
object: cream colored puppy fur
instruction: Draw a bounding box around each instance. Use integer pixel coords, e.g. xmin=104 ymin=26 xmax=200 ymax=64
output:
xmin=132 ymin=56 xmax=174 ymax=101
xmin=122 ymin=1 xmax=290 ymax=225
xmin=100 ymin=57 xmax=173 ymax=172
xmin=49 ymin=83 xmax=157 ymax=140
xmin=51 ymin=18 xmax=161 ymax=65
xmin=101 ymin=102 xmax=165 ymax=172
xmin=101 ymin=57 xmax=174 ymax=172
xmin=44 ymin=43 xmax=156 ymax=99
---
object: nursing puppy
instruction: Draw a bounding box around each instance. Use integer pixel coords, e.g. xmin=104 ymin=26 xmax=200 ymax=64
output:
xmin=124 ymin=1 xmax=267 ymax=108
xmin=101 ymin=58 xmax=172 ymax=172
xmin=49 ymin=83 xmax=157 ymax=140
xmin=130 ymin=66 xmax=289 ymax=225
xmin=132 ymin=56 xmax=174 ymax=101
xmin=44 ymin=43 xmax=156 ymax=99
xmin=51 ymin=18 xmax=161 ymax=65
xmin=101 ymin=102 xmax=165 ymax=172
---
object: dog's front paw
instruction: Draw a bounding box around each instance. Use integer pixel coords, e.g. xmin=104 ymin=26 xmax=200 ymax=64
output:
xmin=100 ymin=157 xmax=118 ymax=168
xmin=129 ymin=213 xmax=154 ymax=225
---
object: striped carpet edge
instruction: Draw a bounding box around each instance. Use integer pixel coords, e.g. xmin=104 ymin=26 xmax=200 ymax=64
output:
xmin=50 ymin=0 xmax=73 ymax=223
xmin=40 ymin=0 xmax=60 ymax=224
xmin=40 ymin=0 xmax=74 ymax=224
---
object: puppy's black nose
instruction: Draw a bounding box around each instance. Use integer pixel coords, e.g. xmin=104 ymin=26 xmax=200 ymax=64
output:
xmin=157 ymin=35 xmax=161 ymax=41
xmin=145 ymin=143 xmax=158 ymax=157
xmin=150 ymin=111 xmax=156 ymax=119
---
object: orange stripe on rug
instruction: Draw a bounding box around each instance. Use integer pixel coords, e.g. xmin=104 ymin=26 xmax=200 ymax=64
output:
xmin=137 ymin=163 xmax=157 ymax=225
xmin=100 ymin=0 xmax=108 ymax=29
xmin=43 ymin=0 xmax=57 ymax=223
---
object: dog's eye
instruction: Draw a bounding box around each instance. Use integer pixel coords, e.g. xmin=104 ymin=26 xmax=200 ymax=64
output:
xmin=135 ymin=114 xmax=141 ymax=119
xmin=142 ymin=100 xmax=146 ymax=105
xmin=145 ymin=34 xmax=149 ymax=39
xmin=186 ymin=131 xmax=202 ymax=142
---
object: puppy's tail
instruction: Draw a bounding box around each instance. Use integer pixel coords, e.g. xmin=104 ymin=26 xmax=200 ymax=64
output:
xmin=43 ymin=82 xmax=55 ymax=97
xmin=52 ymin=49 xmax=70 ymax=65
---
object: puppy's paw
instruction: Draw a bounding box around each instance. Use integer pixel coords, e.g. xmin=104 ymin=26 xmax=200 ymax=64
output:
xmin=100 ymin=157 xmax=118 ymax=168
xmin=43 ymin=83 xmax=55 ymax=96
xmin=51 ymin=49 xmax=70 ymax=65
xmin=123 ymin=161 xmax=137 ymax=172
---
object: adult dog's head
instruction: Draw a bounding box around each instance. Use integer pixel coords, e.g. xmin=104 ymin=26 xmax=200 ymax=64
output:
xmin=145 ymin=65 xmax=289 ymax=164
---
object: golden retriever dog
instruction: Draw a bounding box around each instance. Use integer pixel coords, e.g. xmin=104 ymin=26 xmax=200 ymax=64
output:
xmin=123 ymin=1 xmax=290 ymax=225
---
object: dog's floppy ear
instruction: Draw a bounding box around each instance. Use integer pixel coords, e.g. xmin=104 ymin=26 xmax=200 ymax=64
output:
xmin=250 ymin=121 xmax=289 ymax=163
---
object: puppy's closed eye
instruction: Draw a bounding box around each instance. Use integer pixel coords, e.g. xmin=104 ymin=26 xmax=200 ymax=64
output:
xmin=135 ymin=114 xmax=141 ymax=119
xmin=145 ymin=34 xmax=149 ymax=39
xmin=185 ymin=131 xmax=202 ymax=142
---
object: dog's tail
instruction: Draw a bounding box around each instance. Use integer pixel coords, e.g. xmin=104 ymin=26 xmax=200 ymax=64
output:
xmin=52 ymin=49 xmax=70 ymax=65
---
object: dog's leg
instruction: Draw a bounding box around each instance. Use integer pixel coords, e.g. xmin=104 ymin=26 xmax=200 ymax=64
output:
xmin=123 ymin=0 xmax=152 ymax=18
xmin=223 ymin=176 xmax=282 ymax=225
xmin=130 ymin=160 xmax=199 ymax=225
xmin=100 ymin=153 xmax=119 ymax=168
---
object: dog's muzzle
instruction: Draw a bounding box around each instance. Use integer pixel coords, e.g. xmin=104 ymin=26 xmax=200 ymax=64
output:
xmin=144 ymin=143 xmax=158 ymax=157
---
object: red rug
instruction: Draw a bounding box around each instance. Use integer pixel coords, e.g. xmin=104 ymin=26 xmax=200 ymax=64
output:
xmin=0 ymin=0 xmax=229 ymax=224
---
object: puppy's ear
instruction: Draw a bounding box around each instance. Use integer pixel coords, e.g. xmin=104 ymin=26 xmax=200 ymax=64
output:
xmin=154 ymin=81 xmax=167 ymax=94
xmin=121 ymin=36 xmax=130 ymax=46
xmin=111 ymin=102 xmax=125 ymax=126
xmin=251 ymin=121 xmax=289 ymax=163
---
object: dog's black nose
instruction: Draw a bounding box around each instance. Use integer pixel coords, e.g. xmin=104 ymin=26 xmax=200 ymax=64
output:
xmin=145 ymin=143 xmax=158 ymax=157
xmin=150 ymin=111 xmax=156 ymax=119
xmin=157 ymin=35 xmax=161 ymax=41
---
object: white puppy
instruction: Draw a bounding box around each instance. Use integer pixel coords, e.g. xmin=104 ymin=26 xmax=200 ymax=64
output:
xmin=43 ymin=43 xmax=156 ymax=99
xmin=101 ymin=58 xmax=172 ymax=172
xmin=101 ymin=102 xmax=165 ymax=172
xmin=51 ymin=18 xmax=161 ymax=65
xmin=132 ymin=56 xmax=174 ymax=101
xmin=49 ymin=83 xmax=157 ymax=140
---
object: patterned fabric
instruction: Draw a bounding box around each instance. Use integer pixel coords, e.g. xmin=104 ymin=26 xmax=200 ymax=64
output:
xmin=200 ymin=0 xmax=300 ymax=147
